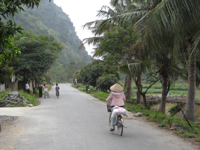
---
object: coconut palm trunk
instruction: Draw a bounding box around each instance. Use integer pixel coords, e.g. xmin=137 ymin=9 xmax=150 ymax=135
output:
xmin=136 ymin=72 xmax=142 ymax=103
xmin=125 ymin=73 xmax=132 ymax=100
xmin=158 ymin=74 xmax=168 ymax=114
xmin=184 ymin=42 xmax=196 ymax=122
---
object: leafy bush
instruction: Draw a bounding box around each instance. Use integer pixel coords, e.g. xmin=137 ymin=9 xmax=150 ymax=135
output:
xmin=96 ymin=74 xmax=118 ymax=92
xmin=19 ymin=90 xmax=39 ymax=106
xmin=78 ymin=60 xmax=119 ymax=87
xmin=0 ymin=89 xmax=12 ymax=106
xmin=0 ymin=89 xmax=11 ymax=100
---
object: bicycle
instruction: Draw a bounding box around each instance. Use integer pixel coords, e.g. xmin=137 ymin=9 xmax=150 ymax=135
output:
xmin=44 ymin=91 xmax=50 ymax=98
xmin=108 ymin=108 xmax=124 ymax=136
xmin=109 ymin=113 xmax=124 ymax=136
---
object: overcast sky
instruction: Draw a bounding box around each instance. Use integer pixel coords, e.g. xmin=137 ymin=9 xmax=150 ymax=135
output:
xmin=53 ymin=0 xmax=110 ymax=56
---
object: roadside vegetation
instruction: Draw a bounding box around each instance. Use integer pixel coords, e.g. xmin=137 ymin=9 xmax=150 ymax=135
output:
xmin=73 ymin=83 xmax=200 ymax=143
xmin=0 ymin=0 xmax=200 ymax=144
xmin=0 ymin=89 xmax=39 ymax=107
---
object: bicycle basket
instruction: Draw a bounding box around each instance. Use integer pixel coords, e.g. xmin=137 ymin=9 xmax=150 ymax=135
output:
xmin=107 ymin=102 xmax=111 ymax=112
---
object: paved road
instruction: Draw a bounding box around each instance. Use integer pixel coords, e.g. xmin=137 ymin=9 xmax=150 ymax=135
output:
xmin=0 ymin=84 xmax=198 ymax=150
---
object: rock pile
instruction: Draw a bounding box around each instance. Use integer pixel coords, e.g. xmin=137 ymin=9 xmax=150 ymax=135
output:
xmin=0 ymin=92 xmax=27 ymax=107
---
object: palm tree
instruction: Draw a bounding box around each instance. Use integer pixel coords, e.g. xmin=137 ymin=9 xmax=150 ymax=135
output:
xmin=133 ymin=0 xmax=200 ymax=121
xmin=83 ymin=1 xmax=146 ymax=103
xmin=93 ymin=26 xmax=137 ymax=100
xmin=101 ymin=0 xmax=200 ymax=121
xmin=85 ymin=0 xmax=200 ymax=119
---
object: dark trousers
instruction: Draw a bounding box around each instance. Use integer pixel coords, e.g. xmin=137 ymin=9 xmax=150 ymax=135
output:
xmin=26 ymin=89 xmax=30 ymax=94
xmin=39 ymin=89 xmax=42 ymax=97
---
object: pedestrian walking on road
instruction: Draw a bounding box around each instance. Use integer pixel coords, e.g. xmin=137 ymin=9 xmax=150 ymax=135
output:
xmin=74 ymin=79 xmax=77 ymax=86
xmin=55 ymin=83 xmax=60 ymax=98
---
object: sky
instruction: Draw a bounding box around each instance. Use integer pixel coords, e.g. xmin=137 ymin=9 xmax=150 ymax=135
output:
xmin=53 ymin=0 xmax=111 ymax=56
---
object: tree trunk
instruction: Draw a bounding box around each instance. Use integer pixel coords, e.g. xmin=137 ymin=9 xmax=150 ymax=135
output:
xmin=125 ymin=73 xmax=132 ymax=100
xmin=32 ymin=80 xmax=36 ymax=94
xmin=136 ymin=73 xmax=142 ymax=104
xmin=159 ymin=74 xmax=168 ymax=114
xmin=141 ymin=93 xmax=149 ymax=109
xmin=184 ymin=42 xmax=196 ymax=122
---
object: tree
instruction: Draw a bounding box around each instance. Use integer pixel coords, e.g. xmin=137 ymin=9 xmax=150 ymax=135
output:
xmin=0 ymin=0 xmax=41 ymax=55
xmin=66 ymin=62 xmax=87 ymax=81
xmin=133 ymin=0 xmax=200 ymax=121
xmin=0 ymin=0 xmax=54 ymax=81
xmin=97 ymin=0 xmax=200 ymax=121
xmin=96 ymin=74 xmax=118 ymax=92
xmin=94 ymin=26 xmax=138 ymax=100
xmin=12 ymin=31 xmax=62 ymax=84
xmin=0 ymin=38 xmax=20 ymax=82
xmin=83 ymin=2 xmax=145 ymax=102
xmin=78 ymin=60 xmax=119 ymax=87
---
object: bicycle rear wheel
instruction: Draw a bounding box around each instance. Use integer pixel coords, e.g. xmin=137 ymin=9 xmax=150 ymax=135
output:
xmin=117 ymin=118 xmax=123 ymax=136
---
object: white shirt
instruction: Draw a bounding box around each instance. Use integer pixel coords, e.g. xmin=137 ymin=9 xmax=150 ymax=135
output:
xmin=26 ymin=83 xmax=29 ymax=90
xmin=44 ymin=87 xmax=48 ymax=92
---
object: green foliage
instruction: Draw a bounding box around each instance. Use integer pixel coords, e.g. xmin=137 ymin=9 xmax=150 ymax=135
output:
xmin=76 ymin=84 xmax=86 ymax=91
xmin=12 ymin=31 xmax=62 ymax=81
xmin=175 ymin=130 xmax=185 ymax=135
xmin=0 ymin=0 xmax=41 ymax=65
xmin=0 ymin=89 xmax=11 ymax=103
xmin=19 ymin=90 xmax=39 ymax=106
xmin=10 ymin=0 xmax=91 ymax=82
xmin=0 ymin=89 xmax=39 ymax=106
xmin=96 ymin=74 xmax=118 ymax=92
xmin=74 ymin=83 xmax=200 ymax=140
xmin=75 ymin=83 xmax=82 ymax=88
xmin=78 ymin=60 xmax=119 ymax=87
xmin=49 ymin=64 xmax=67 ymax=83
xmin=73 ymin=70 xmax=81 ymax=83
xmin=124 ymin=102 xmax=195 ymax=127
xmin=181 ymin=133 xmax=197 ymax=138
xmin=66 ymin=62 xmax=87 ymax=81
xmin=95 ymin=27 xmax=137 ymax=61
xmin=78 ymin=60 xmax=104 ymax=86
xmin=132 ymin=83 xmax=188 ymax=96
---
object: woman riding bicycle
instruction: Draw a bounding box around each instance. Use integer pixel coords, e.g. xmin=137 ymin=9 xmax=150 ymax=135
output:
xmin=106 ymin=83 xmax=126 ymax=131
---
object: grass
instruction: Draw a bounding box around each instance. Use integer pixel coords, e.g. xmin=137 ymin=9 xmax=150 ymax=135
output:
xmin=92 ymin=91 xmax=109 ymax=101
xmin=124 ymin=102 xmax=200 ymax=142
xmin=19 ymin=90 xmax=39 ymax=106
xmin=73 ymin=83 xmax=200 ymax=143
xmin=0 ymin=89 xmax=11 ymax=99
xmin=0 ymin=89 xmax=39 ymax=107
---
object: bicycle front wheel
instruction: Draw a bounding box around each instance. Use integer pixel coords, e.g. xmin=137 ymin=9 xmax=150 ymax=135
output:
xmin=117 ymin=120 xmax=123 ymax=136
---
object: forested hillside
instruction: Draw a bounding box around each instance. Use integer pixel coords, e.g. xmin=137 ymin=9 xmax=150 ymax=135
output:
xmin=11 ymin=0 xmax=91 ymax=81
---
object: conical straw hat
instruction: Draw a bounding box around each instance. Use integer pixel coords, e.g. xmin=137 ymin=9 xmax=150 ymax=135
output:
xmin=110 ymin=83 xmax=124 ymax=92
